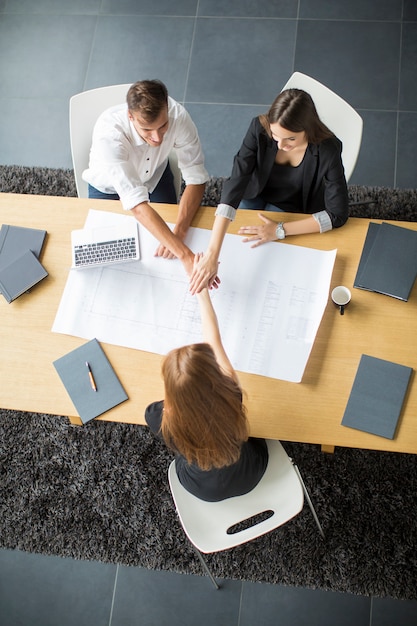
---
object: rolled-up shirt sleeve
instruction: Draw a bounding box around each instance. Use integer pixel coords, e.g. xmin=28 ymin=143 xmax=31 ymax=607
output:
xmin=173 ymin=108 xmax=209 ymax=186
xmin=215 ymin=203 xmax=237 ymax=221
xmin=82 ymin=99 xmax=208 ymax=212
xmin=83 ymin=116 xmax=152 ymax=210
xmin=312 ymin=210 xmax=333 ymax=233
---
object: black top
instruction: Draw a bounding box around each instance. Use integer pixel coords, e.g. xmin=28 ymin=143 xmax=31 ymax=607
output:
xmin=262 ymin=159 xmax=305 ymax=210
xmin=145 ymin=400 xmax=269 ymax=502
xmin=220 ymin=116 xmax=349 ymax=228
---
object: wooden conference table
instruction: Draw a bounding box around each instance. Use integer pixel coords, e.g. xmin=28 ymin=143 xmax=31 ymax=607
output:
xmin=1 ymin=192 xmax=417 ymax=454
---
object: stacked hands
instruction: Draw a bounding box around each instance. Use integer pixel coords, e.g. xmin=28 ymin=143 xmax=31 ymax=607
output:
xmin=188 ymin=213 xmax=278 ymax=295
xmin=87 ymin=83 xmax=349 ymax=298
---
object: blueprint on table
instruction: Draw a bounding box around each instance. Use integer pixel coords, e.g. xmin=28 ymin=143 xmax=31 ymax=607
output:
xmin=52 ymin=209 xmax=336 ymax=382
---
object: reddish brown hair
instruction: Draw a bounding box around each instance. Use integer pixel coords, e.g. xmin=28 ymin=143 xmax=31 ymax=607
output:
xmin=161 ymin=343 xmax=248 ymax=470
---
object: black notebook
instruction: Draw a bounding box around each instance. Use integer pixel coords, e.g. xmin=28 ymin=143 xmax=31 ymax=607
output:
xmin=0 ymin=224 xmax=47 ymax=270
xmin=341 ymin=354 xmax=413 ymax=439
xmin=53 ymin=338 xmax=128 ymax=424
xmin=0 ymin=249 xmax=48 ymax=303
xmin=354 ymin=222 xmax=417 ymax=301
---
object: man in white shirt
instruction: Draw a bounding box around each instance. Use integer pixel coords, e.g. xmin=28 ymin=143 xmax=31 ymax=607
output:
xmin=83 ymin=80 xmax=209 ymax=277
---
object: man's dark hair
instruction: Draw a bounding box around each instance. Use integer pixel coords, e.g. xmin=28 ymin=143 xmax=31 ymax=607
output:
xmin=127 ymin=80 xmax=168 ymax=122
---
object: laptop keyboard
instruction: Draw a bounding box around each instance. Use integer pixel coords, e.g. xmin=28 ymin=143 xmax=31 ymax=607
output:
xmin=74 ymin=237 xmax=138 ymax=267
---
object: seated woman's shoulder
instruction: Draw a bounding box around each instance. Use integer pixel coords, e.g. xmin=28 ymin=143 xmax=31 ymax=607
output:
xmin=322 ymin=135 xmax=343 ymax=152
xmin=246 ymin=437 xmax=269 ymax=461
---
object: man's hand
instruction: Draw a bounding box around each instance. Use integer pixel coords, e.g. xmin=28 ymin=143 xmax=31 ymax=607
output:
xmin=154 ymin=243 xmax=177 ymax=259
xmin=131 ymin=201 xmax=195 ymax=273
xmin=153 ymin=223 xmax=187 ymax=259
xmin=152 ymin=183 xmax=202 ymax=260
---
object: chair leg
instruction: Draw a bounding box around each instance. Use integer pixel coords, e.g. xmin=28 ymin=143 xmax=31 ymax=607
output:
xmin=293 ymin=464 xmax=325 ymax=539
xmin=191 ymin=544 xmax=220 ymax=590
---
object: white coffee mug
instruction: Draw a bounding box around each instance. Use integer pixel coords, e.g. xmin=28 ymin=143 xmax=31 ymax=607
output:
xmin=331 ymin=286 xmax=351 ymax=315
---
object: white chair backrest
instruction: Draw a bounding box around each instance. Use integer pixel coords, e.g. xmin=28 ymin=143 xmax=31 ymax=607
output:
xmin=168 ymin=439 xmax=304 ymax=553
xmin=69 ymin=83 xmax=182 ymax=200
xmin=70 ymin=84 xmax=132 ymax=198
xmin=282 ymin=72 xmax=363 ymax=182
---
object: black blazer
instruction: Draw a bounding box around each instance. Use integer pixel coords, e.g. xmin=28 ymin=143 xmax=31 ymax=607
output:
xmin=221 ymin=117 xmax=349 ymax=228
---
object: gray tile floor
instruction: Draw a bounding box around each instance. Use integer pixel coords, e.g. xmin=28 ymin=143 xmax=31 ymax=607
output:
xmin=0 ymin=0 xmax=416 ymax=188
xmin=1 ymin=547 xmax=417 ymax=626
xmin=1 ymin=1 xmax=417 ymax=624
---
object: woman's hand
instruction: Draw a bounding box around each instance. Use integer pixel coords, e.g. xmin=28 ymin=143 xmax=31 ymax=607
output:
xmin=238 ymin=212 xmax=280 ymax=247
xmin=189 ymin=251 xmax=221 ymax=295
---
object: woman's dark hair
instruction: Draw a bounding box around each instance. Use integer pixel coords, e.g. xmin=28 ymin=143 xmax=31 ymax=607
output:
xmin=126 ymin=79 xmax=168 ymax=122
xmin=260 ymin=88 xmax=334 ymax=144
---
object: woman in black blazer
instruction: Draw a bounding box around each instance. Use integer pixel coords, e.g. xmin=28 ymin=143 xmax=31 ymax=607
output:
xmin=190 ymin=88 xmax=349 ymax=294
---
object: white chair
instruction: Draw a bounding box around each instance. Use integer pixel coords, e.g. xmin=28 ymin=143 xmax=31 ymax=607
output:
xmin=282 ymin=72 xmax=363 ymax=182
xmin=168 ymin=439 xmax=324 ymax=589
xmin=69 ymin=83 xmax=182 ymax=200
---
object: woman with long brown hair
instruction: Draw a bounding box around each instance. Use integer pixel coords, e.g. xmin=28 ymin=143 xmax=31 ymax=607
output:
xmin=190 ymin=88 xmax=349 ymax=294
xmin=145 ymin=259 xmax=268 ymax=501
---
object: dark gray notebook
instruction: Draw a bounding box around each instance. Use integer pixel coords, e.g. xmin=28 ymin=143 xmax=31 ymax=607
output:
xmin=353 ymin=222 xmax=379 ymax=291
xmin=341 ymin=354 xmax=413 ymax=439
xmin=354 ymin=222 xmax=417 ymax=301
xmin=0 ymin=249 xmax=48 ymax=303
xmin=53 ymin=338 xmax=128 ymax=424
xmin=0 ymin=224 xmax=47 ymax=270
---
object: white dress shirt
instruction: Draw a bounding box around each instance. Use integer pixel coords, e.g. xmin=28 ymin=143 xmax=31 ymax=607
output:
xmin=82 ymin=96 xmax=209 ymax=211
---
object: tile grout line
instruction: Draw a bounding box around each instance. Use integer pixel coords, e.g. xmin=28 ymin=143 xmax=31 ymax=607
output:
xmin=108 ymin=563 xmax=120 ymax=626
xmin=182 ymin=0 xmax=200 ymax=104
xmin=82 ymin=12 xmax=100 ymax=92
xmin=237 ymin=580 xmax=244 ymax=626
xmin=393 ymin=14 xmax=404 ymax=188
xmin=291 ymin=0 xmax=302 ymax=72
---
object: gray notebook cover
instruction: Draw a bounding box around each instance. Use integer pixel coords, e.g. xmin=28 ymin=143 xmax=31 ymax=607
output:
xmin=0 ymin=224 xmax=47 ymax=270
xmin=0 ymin=249 xmax=48 ymax=303
xmin=355 ymin=222 xmax=417 ymax=301
xmin=353 ymin=222 xmax=379 ymax=290
xmin=53 ymin=338 xmax=128 ymax=424
xmin=341 ymin=354 xmax=413 ymax=439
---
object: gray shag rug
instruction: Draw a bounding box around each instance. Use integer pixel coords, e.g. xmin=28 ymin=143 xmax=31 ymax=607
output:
xmin=1 ymin=166 xmax=417 ymax=600
xmin=1 ymin=164 xmax=417 ymax=220
xmin=1 ymin=410 xmax=417 ymax=601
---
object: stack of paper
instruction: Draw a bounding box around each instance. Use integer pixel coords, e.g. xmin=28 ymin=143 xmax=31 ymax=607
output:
xmin=0 ymin=224 xmax=48 ymax=303
xmin=354 ymin=222 xmax=417 ymax=301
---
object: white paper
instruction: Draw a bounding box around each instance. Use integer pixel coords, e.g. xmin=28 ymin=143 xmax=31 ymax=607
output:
xmin=52 ymin=210 xmax=336 ymax=382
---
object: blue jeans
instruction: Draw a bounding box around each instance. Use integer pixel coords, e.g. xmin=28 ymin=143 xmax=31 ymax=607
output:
xmin=239 ymin=196 xmax=284 ymax=212
xmin=88 ymin=161 xmax=177 ymax=204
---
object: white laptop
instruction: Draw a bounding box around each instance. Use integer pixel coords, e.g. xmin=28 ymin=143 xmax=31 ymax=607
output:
xmin=71 ymin=221 xmax=140 ymax=269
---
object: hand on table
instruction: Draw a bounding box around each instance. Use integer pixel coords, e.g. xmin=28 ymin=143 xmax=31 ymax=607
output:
xmin=154 ymin=242 xmax=177 ymax=259
xmin=238 ymin=213 xmax=279 ymax=247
